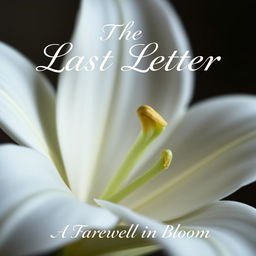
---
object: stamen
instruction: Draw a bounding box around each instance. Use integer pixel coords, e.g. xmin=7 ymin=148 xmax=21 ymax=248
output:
xmin=105 ymin=150 xmax=172 ymax=203
xmin=101 ymin=105 xmax=167 ymax=199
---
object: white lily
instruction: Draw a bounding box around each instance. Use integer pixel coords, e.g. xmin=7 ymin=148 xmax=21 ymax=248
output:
xmin=0 ymin=0 xmax=255 ymax=256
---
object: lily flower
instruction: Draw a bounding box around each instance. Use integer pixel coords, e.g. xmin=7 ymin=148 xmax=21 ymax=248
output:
xmin=0 ymin=0 xmax=255 ymax=256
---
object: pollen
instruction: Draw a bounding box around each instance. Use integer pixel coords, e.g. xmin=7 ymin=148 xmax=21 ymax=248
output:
xmin=137 ymin=105 xmax=167 ymax=132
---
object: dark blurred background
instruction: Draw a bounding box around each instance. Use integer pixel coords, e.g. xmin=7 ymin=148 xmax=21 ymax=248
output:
xmin=0 ymin=1 xmax=255 ymax=256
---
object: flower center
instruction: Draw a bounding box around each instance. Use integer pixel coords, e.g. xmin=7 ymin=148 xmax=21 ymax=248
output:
xmin=100 ymin=105 xmax=172 ymax=202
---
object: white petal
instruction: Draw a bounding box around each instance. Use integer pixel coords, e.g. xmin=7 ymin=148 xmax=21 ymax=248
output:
xmin=0 ymin=145 xmax=118 ymax=256
xmin=97 ymin=200 xmax=219 ymax=256
xmin=123 ymin=96 xmax=256 ymax=220
xmin=96 ymin=246 xmax=159 ymax=256
xmin=57 ymin=0 xmax=193 ymax=200
xmin=0 ymin=42 xmax=61 ymax=164
xmin=176 ymin=201 xmax=256 ymax=256
xmin=62 ymin=226 xmax=157 ymax=256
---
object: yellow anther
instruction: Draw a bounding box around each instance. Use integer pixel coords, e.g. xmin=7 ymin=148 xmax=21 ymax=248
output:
xmin=137 ymin=105 xmax=167 ymax=132
xmin=162 ymin=150 xmax=172 ymax=169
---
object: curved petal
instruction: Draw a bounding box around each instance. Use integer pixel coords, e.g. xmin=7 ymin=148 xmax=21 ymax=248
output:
xmin=0 ymin=42 xmax=64 ymax=177
xmin=122 ymin=96 xmax=256 ymax=220
xmin=62 ymin=226 xmax=157 ymax=256
xmin=96 ymin=246 xmax=159 ymax=256
xmin=97 ymin=200 xmax=220 ymax=256
xmin=174 ymin=201 xmax=256 ymax=256
xmin=57 ymin=0 xmax=194 ymax=199
xmin=0 ymin=145 xmax=118 ymax=256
